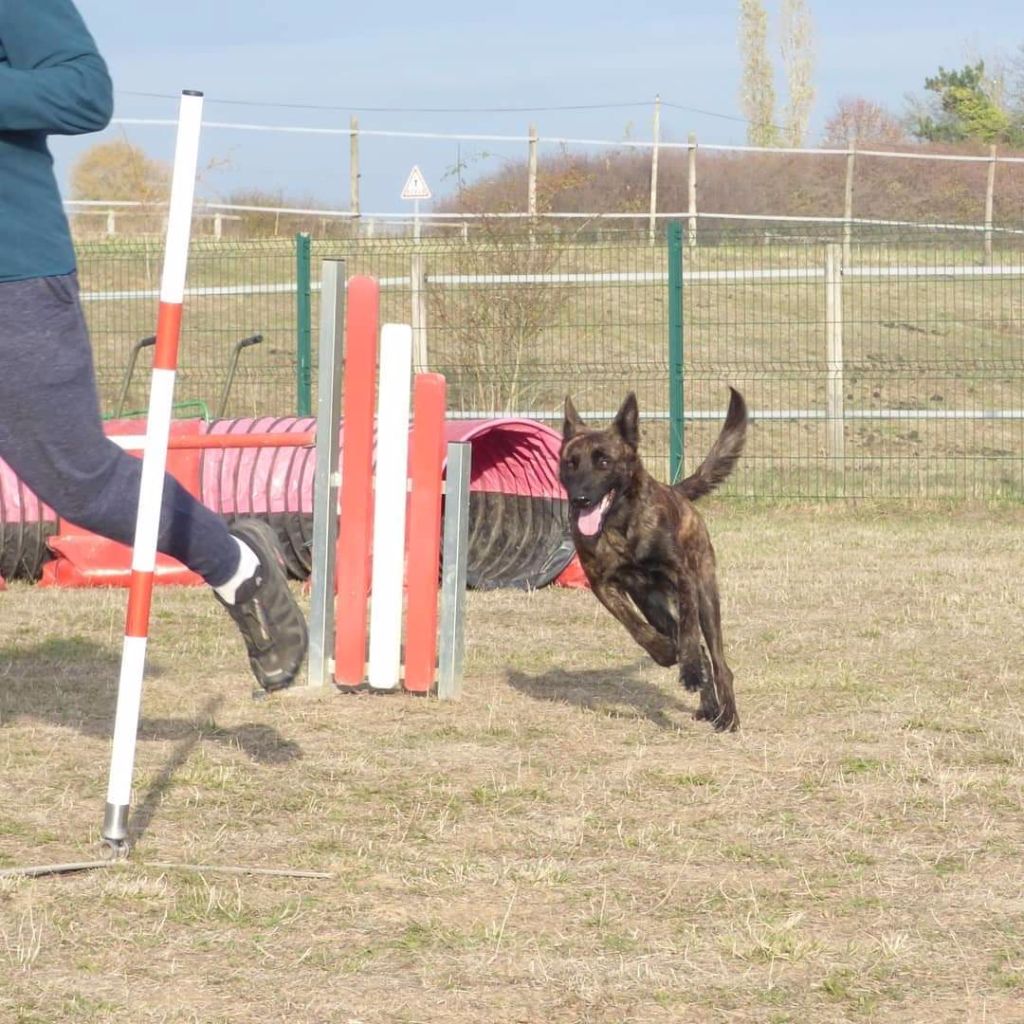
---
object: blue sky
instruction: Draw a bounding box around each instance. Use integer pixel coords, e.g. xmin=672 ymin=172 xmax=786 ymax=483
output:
xmin=57 ymin=0 xmax=1024 ymax=214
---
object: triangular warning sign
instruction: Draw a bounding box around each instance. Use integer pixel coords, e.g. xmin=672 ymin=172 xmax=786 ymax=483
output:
xmin=401 ymin=165 xmax=432 ymax=200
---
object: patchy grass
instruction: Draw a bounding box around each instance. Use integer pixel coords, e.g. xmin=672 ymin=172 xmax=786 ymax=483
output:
xmin=2 ymin=504 xmax=1024 ymax=1022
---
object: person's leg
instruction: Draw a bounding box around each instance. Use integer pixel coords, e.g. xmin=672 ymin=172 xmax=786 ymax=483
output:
xmin=0 ymin=273 xmax=238 ymax=584
xmin=0 ymin=273 xmax=307 ymax=690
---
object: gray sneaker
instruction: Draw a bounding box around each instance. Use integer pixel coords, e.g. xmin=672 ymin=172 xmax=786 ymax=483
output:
xmin=216 ymin=519 xmax=308 ymax=692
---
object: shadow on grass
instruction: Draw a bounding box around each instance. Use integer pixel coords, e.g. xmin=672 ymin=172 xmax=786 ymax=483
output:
xmin=0 ymin=637 xmax=302 ymax=765
xmin=506 ymin=660 xmax=696 ymax=731
xmin=1 ymin=637 xmax=303 ymax=844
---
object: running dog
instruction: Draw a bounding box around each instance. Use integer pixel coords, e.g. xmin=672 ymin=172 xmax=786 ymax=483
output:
xmin=559 ymin=388 xmax=747 ymax=731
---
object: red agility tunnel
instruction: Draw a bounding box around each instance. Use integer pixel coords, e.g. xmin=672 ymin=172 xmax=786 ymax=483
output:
xmin=0 ymin=415 xmax=578 ymax=590
xmin=444 ymin=418 xmax=576 ymax=591
xmin=199 ymin=416 xmax=317 ymax=579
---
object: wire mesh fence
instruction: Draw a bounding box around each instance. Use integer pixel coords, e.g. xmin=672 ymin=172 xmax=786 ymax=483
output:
xmin=683 ymin=231 xmax=1024 ymax=498
xmin=75 ymin=227 xmax=1023 ymax=500
xmin=77 ymin=239 xmax=300 ymax=419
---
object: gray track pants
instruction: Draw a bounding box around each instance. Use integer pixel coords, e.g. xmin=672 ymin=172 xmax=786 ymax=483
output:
xmin=0 ymin=272 xmax=237 ymax=586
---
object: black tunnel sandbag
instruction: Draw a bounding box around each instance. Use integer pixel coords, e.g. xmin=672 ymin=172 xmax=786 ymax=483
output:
xmin=0 ymin=455 xmax=57 ymax=581
xmin=463 ymin=492 xmax=574 ymax=591
xmin=445 ymin=419 xmax=573 ymax=591
xmin=0 ymin=523 xmax=57 ymax=582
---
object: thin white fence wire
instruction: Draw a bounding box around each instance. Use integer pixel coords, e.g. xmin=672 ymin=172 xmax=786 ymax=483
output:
xmin=106 ymin=117 xmax=1024 ymax=164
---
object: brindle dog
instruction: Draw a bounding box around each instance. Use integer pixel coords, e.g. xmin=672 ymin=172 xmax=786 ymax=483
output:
xmin=560 ymin=388 xmax=747 ymax=731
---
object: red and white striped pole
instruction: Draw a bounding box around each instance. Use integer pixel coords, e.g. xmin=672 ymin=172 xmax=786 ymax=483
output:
xmin=333 ymin=278 xmax=380 ymax=687
xmin=102 ymin=90 xmax=204 ymax=851
xmin=403 ymin=373 xmax=447 ymax=693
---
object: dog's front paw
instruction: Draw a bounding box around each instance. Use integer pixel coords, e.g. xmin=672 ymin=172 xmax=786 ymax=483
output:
xmin=647 ymin=635 xmax=678 ymax=667
xmin=680 ymin=651 xmax=711 ymax=692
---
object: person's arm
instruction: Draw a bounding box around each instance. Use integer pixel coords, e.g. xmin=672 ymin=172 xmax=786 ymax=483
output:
xmin=0 ymin=0 xmax=113 ymax=134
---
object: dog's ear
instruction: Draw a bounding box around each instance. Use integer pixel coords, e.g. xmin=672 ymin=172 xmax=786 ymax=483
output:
xmin=563 ymin=395 xmax=586 ymax=440
xmin=613 ymin=392 xmax=640 ymax=447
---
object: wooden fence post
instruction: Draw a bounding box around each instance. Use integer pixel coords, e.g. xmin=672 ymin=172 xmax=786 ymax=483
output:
xmin=528 ymin=124 xmax=538 ymax=234
xmin=687 ymin=133 xmax=698 ymax=247
xmin=648 ymin=95 xmax=661 ymax=245
xmin=843 ymin=139 xmax=856 ymax=267
xmin=350 ymin=116 xmax=361 ymax=230
xmin=984 ymin=144 xmax=997 ymax=266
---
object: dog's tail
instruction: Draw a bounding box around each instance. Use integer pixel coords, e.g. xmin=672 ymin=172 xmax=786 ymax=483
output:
xmin=674 ymin=387 xmax=748 ymax=502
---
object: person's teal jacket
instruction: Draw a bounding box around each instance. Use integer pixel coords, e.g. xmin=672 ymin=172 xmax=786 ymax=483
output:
xmin=0 ymin=0 xmax=113 ymax=282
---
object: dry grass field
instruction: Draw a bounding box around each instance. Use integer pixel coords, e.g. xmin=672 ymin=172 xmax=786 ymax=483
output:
xmin=2 ymin=503 xmax=1023 ymax=1023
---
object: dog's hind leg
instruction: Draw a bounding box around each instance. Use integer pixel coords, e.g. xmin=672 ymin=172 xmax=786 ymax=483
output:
xmin=696 ymin=580 xmax=739 ymax=732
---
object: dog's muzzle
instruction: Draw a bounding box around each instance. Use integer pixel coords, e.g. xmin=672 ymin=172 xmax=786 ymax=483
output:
xmin=571 ymin=490 xmax=615 ymax=538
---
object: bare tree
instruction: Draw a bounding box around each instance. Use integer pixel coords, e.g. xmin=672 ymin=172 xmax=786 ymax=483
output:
xmin=780 ymin=0 xmax=815 ymax=146
xmin=823 ymin=96 xmax=906 ymax=146
xmin=739 ymin=0 xmax=779 ymax=146
xmin=425 ymin=219 xmax=584 ymax=412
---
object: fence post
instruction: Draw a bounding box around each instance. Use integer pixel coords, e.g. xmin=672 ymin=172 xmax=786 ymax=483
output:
xmin=843 ymin=139 xmax=856 ymax=267
xmin=106 ymin=209 xmax=116 ymax=237
xmin=528 ymin=124 xmax=538 ymax=237
xmin=825 ymin=244 xmax=845 ymax=482
xmin=648 ymin=95 xmax=661 ymax=245
xmin=295 ymin=232 xmax=313 ymax=417
xmin=350 ymin=116 xmax=361 ymax=231
xmin=411 ymin=252 xmax=428 ymax=371
xmin=668 ymin=221 xmax=685 ymax=482
xmin=687 ymin=133 xmax=698 ymax=248
xmin=984 ymin=144 xmax=997 ymax=266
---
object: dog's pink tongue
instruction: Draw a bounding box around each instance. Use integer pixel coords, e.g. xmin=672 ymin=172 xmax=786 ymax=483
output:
xmin=576 ymin=494 xmax=610 ymax=537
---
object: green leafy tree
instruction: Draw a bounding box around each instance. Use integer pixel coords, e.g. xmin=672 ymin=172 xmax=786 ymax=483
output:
xmin=911 ymin=61 xmax=1024 ymax=145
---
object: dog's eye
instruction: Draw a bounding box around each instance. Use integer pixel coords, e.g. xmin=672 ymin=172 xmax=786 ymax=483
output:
xmin=595 ymin=453 xmax=610 ymax=469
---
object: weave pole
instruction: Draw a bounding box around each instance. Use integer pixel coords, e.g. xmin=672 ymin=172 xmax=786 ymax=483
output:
xmin=102 ymin=91 xmax=204 ymax=851
xmin=367 ymin=324 xmax=414 ymax=690
xmin=333 ymin=277 xmax=380 ymax=687
xmin=403 ymin=373 xmax=447 ymax=693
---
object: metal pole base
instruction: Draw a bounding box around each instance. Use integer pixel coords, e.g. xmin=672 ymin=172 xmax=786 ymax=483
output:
xmin=102 ymin=802 xmax=130 ymax=846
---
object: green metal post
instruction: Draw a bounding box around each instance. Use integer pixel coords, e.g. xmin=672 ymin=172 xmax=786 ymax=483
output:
xmin=667 ymin=221 xmax=684 ymax=482
xmin=295 ymin=232 xmax=313 ymax=417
